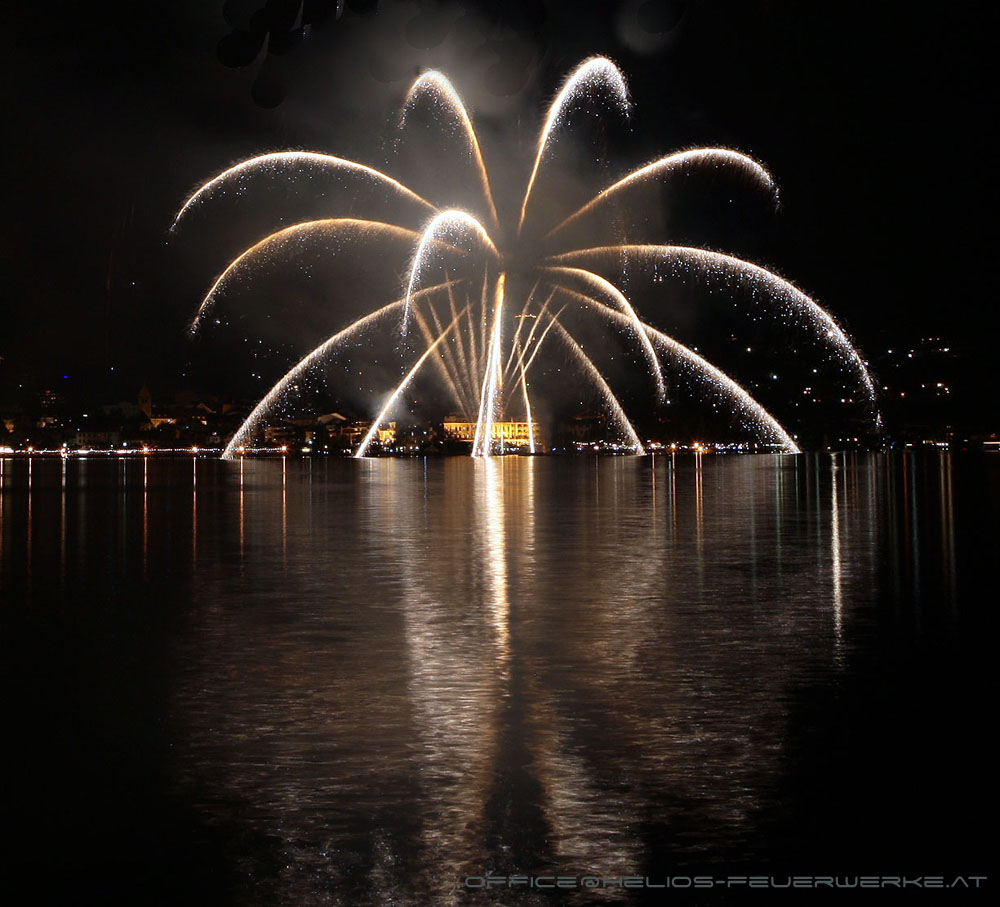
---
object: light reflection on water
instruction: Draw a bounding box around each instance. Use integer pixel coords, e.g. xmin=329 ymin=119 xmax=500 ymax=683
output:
xmin=0 ymin=452 xmax=990 ymax=903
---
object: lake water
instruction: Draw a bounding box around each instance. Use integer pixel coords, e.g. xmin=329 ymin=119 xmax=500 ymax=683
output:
xmin=0 ymin=453 xmax=993 ymax=903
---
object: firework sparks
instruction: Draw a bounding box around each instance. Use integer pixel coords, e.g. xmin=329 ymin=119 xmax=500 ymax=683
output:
xmin=175 ymin=57 xmax=878 ymax=459
xmin=172 ymin=151 xmax=436 ymax=231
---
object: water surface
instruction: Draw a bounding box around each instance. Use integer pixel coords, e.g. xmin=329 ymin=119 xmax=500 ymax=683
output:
xmin=0 ymin=453 xmax=993 ymax=903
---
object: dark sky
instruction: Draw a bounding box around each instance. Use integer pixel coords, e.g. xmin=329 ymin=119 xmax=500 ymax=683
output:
xmin=2 ymin=1 xmax=996 ymax=406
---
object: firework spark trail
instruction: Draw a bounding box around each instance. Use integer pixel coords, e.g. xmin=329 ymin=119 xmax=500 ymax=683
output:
xmin=222 ymin=304 xmax=398 ymax=459
xmin=190 ymin=218 xmax=454 ymax=335
xmin=422 ymin=294 xmax=471 ymax=412
xmin=403 ymin=210 xmax=500 ymax=333
xmin=221 ymin=280 xmax=461 ymax=458
xmin=419 ymin=295 xmax=463 ymax=406
xmin=179 ymin=57 xmax=871 ymax=458
xmin=425 ymin=291 xmax=480 ymax=415
xmin=543 ymin=149 xmax=778 ymax=243
xmin=172 ymin=151 xmax=437 ymax=230
xmin=472 ymin=275 xmax=506 ymax=457
xmin=518 ymin=56 xmax=630 ymax=236
xmin=464 ymin=281 xmax=481 ymax=393
xmin=402 ymin=72 xmax=501 ymax=232
xmin=643 ymin=325 xmax=800 ymax=452
xmin=517 ymin=338 xmax=537 ymax=454
xmin=478 ymin=273 xmax=491 ymax=381
xmin=355 ymin=302 xmax=473 ymax=458
xmin=546 ymin=316 xmax=644 ymax=453
xmin=503 ymin=280 xmax=544 ymax=377
xmin=412 ymin=304 xmax=469 ymax=415
xmin=444 ymin=278 xmax=477 ymax=413
xmin=551 ymin=283 xmax=799 ymax=452
xmin=520 ymin=303 xmax=569 ymax=377
xmin=549 ymin=244 xmax=879 ymax=423
xmin=503 ymin=289 xmax=558 ymax=385
xmin=502 ymin=282 xmax=542 ymax=377
xmin=543 ymin=265 xmax=666 ymax=400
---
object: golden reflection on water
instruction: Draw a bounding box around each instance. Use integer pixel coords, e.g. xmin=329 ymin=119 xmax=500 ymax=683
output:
xmin=26 ymin=456 xmax=32 ymax=595
xmin=143 ymin=455 xmax=149 ymax=581
xmin=191 ymin=456 xmax=198 ymax=568
xmin=831 ymin=454 xmax=843 ymax=646
xmin=0 ymin=458 xmax=5 ymax=582
xmin=238 ymin=455 xmax=245 ymax=563
xmin=0 ymin=453 xmax=972 ymax=903
xmin=59 ymin=456 xmax=67 ymax=585
xmin=482 ymin=458 xmax=511 ymax=673
xmin=939 ymin=451 xmax=956 ymax=603
xmin=282 ymin=456 xmax=287 ymax=570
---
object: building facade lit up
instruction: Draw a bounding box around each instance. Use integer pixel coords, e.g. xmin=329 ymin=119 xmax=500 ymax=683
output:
xmin=442 ymin=419 xmax=541 ymax=450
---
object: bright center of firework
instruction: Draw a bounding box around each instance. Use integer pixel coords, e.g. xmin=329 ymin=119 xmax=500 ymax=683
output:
xmin=173 ymin=57 xmax=880 ymax=460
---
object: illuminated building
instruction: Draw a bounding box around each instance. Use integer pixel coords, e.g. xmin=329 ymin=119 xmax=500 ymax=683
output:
xmin=442 ymin=418 xmax=541 ymax=450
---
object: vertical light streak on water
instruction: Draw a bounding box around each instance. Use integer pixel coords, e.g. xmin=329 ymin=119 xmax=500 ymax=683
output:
xmin=842 ymin=451 xmax=853 ymax=552
xmin=866 ymin=452 xmax=878 ymax=543
xmin=527 ymin=461 xmax=647 ymax=880
xmin=239 ymin=456 xmax=245 ymax=567
xmin=774 ymin=457 xmax=785 ymax=579
xmin=60 ymin=457 xmax=67 ymax=586
xmin=694 ymin=451 xmax=705 ymax=582
xmin=650 ymin=458 xmax=668 ymax=592
xmin=143 ymin=455 xmax=149 ymax=582
xmin=863 ymin=453 xmax=876 ymax=582
xmin=483 ymin=458 xmax=511 ymax=674
xmin=0 ymin=457 xmax=4 ymax=583
xmin=909 ymin=452 xmax=921 ymax=608
xmin=670 ymin=451 xmax=678 ymax=542
xmin=367 ymin=460 xmax=504 ymax=895
xmin=940 ymin=452 xmax=956 ymax=607
xmin=525 ymin=457 xmax=536 ymax=575
xmin=76 ymin=458 xmax=87 ymax=574
xmin=282 ymin=456 xmax=288 ymax=571
xmin=813 ymin=456 xmax=823 ymax=577
xmin=831 ymin=454 xmax=843 ymax=650
xmin=26 ymin=456 xmax=32 ymax=595
xmin=307 ymin=458 xmax=314 ymax=540
xmin=651 ymin=454 xmax=657 ymax=522
xmin=899 ymin=453 xmax=910 ymax=592
xmin=422 ymin=457 xmax=429 ymax=524
xmin=883 ymin=455 xmax=897 ymax=599
xmin=120 ymin=456 xmax=128 ymax=576
xmin=192 ymin=456 xmax=198 ymax=568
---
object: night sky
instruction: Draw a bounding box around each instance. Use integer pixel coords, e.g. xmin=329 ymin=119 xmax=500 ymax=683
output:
xmin=3 ymin=1 xmax=996 ymax=418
